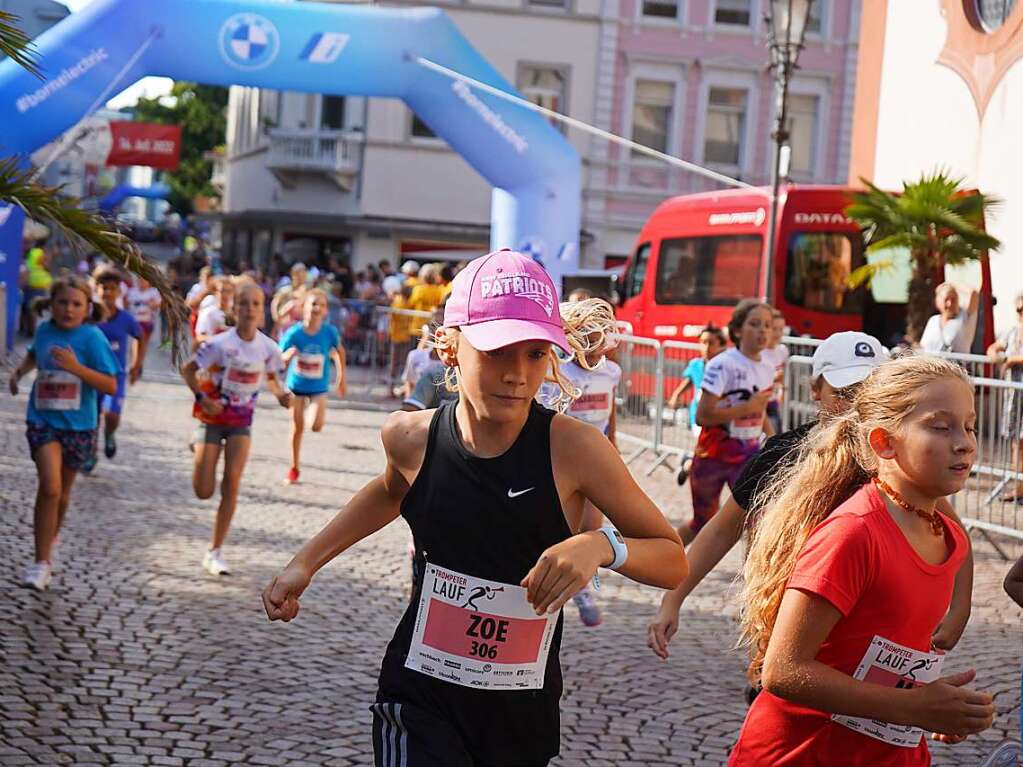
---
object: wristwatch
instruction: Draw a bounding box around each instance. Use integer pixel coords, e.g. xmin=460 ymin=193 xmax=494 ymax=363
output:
xmin=598 ymin=526 xmax=628 ymax=571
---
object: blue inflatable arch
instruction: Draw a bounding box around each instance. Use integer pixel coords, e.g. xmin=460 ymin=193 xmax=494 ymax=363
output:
xmin=0 ymin=0 xmax=581 ymax=349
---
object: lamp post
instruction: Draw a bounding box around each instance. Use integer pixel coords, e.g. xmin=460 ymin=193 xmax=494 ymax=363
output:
xmin=763 ymin=0 xmax=813 ymax=303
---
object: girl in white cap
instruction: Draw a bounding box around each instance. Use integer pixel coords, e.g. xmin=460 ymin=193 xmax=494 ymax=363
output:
xmin=649 ymin=333 xmax=974 ymax=680
xmin=263 ymin=249 xmax=686 ymax=766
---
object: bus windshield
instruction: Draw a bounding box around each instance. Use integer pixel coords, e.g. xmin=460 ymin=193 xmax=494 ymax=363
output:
xmin=784 ymin=231 xmax=865 ymax=314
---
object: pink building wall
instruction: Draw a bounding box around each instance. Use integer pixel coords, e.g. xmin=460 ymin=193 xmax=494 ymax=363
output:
xmin=585 ymin=0 xmax=862 ymax=260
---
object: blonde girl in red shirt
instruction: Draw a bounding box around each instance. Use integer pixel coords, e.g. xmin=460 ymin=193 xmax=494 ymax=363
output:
xmin=730 ymin=354 xmax=994 ymax=766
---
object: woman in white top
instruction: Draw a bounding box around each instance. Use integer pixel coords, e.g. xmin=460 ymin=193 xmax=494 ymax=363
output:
xmin=988 ymin=292 xmax=1023 ymax=501
xmin=919 ymin=282 xmax=979 ymax=354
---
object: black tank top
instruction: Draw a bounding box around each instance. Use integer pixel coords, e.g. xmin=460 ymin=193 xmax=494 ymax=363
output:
xmin=377 ymin=399 xmax=572 ymax=764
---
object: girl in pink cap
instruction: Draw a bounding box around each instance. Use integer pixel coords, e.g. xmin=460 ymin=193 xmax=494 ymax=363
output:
xmin=263 ymin=249 xmax=687 ymax=766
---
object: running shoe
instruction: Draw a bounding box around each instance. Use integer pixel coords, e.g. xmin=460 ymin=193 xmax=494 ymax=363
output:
xmin=80 ymin=453 xmax=98 ymax=475
xmin=284 ymin=467 xmax=300 ymax=485
xmin=104 ymin=433 xmax=116 ymax=459
xmin=22 ymin=561 xmax=52 ymax=591
xmin=978 ymin=742 xmax=1021 ymax=767
xmin=572 ymin=588 xmax=603 ymax=627
xmin=202 ymin=548 xmax=231 ymax=576
xmin=677 ymin=458 xmax=692 ymax=487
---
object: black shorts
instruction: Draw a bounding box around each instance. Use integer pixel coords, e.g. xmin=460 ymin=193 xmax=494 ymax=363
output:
xmin=371 ymin=702 xmax=549 ymax=767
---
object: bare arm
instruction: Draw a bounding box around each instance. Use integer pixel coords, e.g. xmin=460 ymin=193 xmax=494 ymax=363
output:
xmin=8 ymin=351 xmax=37 ymax=395
xmin=648 ymin=495 xmax=746 ymax=658
xmin=263 ymin=411 xmax=428 ymax=621
xmin=667 ymin=379 xmax=692 ymax=409
xmin=265 ymin=373 xmax=292 ymax=408
xmin=331 ymin=344 xmax=347 ymax=395
xmin=50 ymin=347 xmax=117 ymax=396
xmin=966 ymin=289 xmax=980 ymax=317
xmin=553 ymin=416 xmax=687 ymax=590
xmin=696 ymin=389 xmax=770 ymax=427
xmin=763 ymin=590 xmax=993 ymax=737
xmin=607 ymin=387 xmax=616 ymax=447
xmin=931 ymin=499 xmax=974 ymax=650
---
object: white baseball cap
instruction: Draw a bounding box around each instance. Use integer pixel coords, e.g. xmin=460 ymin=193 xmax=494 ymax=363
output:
xmin=811 ymin=331 xmax=888 ymax=389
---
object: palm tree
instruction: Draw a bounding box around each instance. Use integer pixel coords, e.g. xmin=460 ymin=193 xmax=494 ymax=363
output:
xmin=845 ymin=171 xmax=1000 ymax=345
xmin=1 ymin=11 xmax=186 ymax=356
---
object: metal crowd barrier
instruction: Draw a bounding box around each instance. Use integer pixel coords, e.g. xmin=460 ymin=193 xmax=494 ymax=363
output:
xmin=614 ymin=332 xmax=1023 ymax=549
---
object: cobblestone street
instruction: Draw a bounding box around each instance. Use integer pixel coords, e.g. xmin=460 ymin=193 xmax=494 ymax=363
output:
xmin=1 ymin=349 xmax=1020 ymax=766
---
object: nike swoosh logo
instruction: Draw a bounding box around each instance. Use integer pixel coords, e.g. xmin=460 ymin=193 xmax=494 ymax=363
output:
xmin=507 ymin=487 xmax=535 ymax=499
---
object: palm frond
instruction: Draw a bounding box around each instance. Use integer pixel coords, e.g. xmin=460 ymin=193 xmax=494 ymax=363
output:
xmin=0 ymin=158 xmax=189 ymax=363
xmin=0 ymin=11 xmax=42 ymax=78
xmin=847 ymin=259 xmax=894 ymax=290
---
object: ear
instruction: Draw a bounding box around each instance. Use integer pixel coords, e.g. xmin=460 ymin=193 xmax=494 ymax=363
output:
xmin=809 ymin=378 xmax=822 ymax=404
xmin=868 ymin=427 xmax=897 ymax=460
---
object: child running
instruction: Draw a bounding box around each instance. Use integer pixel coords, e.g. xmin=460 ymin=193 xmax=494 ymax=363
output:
xmin=729 ymin=354 xmax=994 ymax=765
xmin=8 ymin=275 xmax=119 ymax=590
xmin=649 ymin=333 xmax=976 ymax=666
xmin=684 ymin=299 xmax=775 ymax=544
xmin=125 ymin=275 xmax=162 ymax=380
xmin=538 ymin=297 xmax=621 ymax=627
xmin=760 ymin=309 xmax=790 ymax=436
xmin=181 ymin=281 xmax=291 ymax=576
xmin=666 ymin=324 xmax=727 ymax=486
xmin=86 ymin=268 xmax=143 ymax=469
xmin=262 ymin=249 xmax=686 ymax=766
xmin=279 ymin=289 xmax=347 ymax=485
xmin=194 ymin=276 xmax=234 ymax=347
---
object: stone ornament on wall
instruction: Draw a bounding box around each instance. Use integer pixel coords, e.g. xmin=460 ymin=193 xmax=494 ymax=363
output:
xmin=937 ymin=0 xmax=1023 ymax=118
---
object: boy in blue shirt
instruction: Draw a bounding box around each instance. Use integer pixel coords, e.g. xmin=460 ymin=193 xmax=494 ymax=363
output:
xmin=8 ymin=275 xmax=119 ymax=590
xmin=87 ymin=268 xmax=142 ymax=469
xmin=278 ymin=289 xmax=347 ymax=484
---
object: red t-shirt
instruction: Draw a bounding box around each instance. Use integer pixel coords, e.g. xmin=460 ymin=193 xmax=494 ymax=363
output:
xmin=729 ymin=483 xmax=968 ymax=766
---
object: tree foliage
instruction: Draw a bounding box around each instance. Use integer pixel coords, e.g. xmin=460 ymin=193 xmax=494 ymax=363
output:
xmin=0 ymin=12 xmax=187 ymax=358
xmin=844 ymin=171 xmax=1000 ymax=344
xmin=133 ymin=82 xmax=228 ymax=215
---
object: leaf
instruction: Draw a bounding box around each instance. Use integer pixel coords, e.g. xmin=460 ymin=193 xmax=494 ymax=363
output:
xmin=0 ymin=11 xmax=42 ymax=78
xmin=848 ymin=259 xmax=894 ymax=289
xmin=0 ymin=158 xmax=190 ymax=364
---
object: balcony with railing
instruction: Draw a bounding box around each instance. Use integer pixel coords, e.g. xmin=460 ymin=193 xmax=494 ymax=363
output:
xmin=265 ymin=129 xmax=362 ymax=191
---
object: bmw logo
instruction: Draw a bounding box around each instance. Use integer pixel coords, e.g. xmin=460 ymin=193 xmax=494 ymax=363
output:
xmin=219 ymin=13 xmax=280 ymax=71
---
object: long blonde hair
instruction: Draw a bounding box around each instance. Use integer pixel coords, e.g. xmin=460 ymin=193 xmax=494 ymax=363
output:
xmin=429 ymin=297 xmax=618 ymax=408
xmin=738 ymin=353 xmax=971 ymax=682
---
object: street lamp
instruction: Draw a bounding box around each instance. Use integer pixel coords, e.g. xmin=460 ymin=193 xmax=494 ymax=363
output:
xmin=763 ymin=0 xmax=813 ymax=303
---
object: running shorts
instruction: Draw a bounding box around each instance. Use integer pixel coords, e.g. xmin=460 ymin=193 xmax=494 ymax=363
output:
xmin=194 ymin=422 xmax=251 ymax=444
xmin=371 ymin=701 xmax=550 ymax=767
xmin=26 ymin=422 xmax=96 ymax=470
xmin=689 ymin=456 xmax=746 ymax=532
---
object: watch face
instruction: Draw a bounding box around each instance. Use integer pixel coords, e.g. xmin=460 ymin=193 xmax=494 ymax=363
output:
xmin=612 ymin=530 xmax=625 ymax=545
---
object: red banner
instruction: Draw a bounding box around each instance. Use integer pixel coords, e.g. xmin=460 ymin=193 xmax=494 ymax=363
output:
xmin=106 ymin=122 xmax=181 ymax=170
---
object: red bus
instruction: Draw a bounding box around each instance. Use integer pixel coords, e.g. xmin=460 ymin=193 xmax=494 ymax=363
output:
xmin=615 ymin=184 xmax=995 ymax=351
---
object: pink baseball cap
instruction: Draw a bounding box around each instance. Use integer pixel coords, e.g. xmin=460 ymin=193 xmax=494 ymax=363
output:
xmin=443 ymin=249 xmax=570 ymax=353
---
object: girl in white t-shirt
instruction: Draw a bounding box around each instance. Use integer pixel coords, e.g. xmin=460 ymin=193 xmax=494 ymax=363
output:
xmin=194 ymin=277 xmax=235 ymax=347
xmin=538 ymin=298 xmax=621 ymax=626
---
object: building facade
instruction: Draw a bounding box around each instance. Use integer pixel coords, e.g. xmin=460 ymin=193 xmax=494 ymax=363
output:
xmin=221 ymin=0 xmax=860 ymax=276
xmin=849 ymin=0 xmax=1022 ymax=334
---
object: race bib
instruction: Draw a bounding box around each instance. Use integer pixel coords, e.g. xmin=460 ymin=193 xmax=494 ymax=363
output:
xmin=35 ymin=370 xmax=81 ymax=411
xmin=832 ymin=635 xmax=945 ymax=748
xmin=296 ymin=353 xmax=325 ymax=380
xmin=729 ymin=410 xmax=763 ymax=441
xmin=406 ymin=564 xmax=558 ymax=691
xmin=221 ymin=359 xmax=263 ymax=399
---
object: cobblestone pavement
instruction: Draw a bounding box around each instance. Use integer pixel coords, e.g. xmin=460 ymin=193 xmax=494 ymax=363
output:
xmin=1 ymin=347 xmax=1020 ymax=766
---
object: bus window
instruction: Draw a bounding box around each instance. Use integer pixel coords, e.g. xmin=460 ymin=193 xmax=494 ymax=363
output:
xmin=655 ymin=234 xmax=761 ymax=305
xmin=623 ymin=242 xmax=651 ymax=300
xmin=785 ymin=232 xmax=865 ymax=314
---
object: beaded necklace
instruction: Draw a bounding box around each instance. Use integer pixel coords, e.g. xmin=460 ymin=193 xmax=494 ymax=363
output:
xmin=872 ymin=476 xmax=944 ymax=537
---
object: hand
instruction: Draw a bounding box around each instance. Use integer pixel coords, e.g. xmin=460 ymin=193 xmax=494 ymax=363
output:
xmin=744 ymin=389 xmax=772 ymax=416
xmin=520 ymin=532 xmax=609 ymax=615
xmin=50 ymin=346 xmax=81 ymax=374
xmin=931 ymin=610 xmax=969 ymax=650
xmin=335 ymin=377 xmax=347 ymax=398
xmin=199 ymin=394 xmax=224 ymax=416
xmin=931 ymin=732 xmax=969 ymax=744
xmin=129 ymin=366 xmax=142 ymax=385
xmin=262 ymin=563 xmax=312 ymax=622
xmin=277 ymin=391 xmax=293 ymax=409
xmin=8 ymin=375 xmax=19 ymax=396
xmin=667 ymin=397 xmax=679 ymax=410
xmin=909 ymin=669 xmax=994 ymax=738
xmin=647 ymin=602 xmax=681 ymax=660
